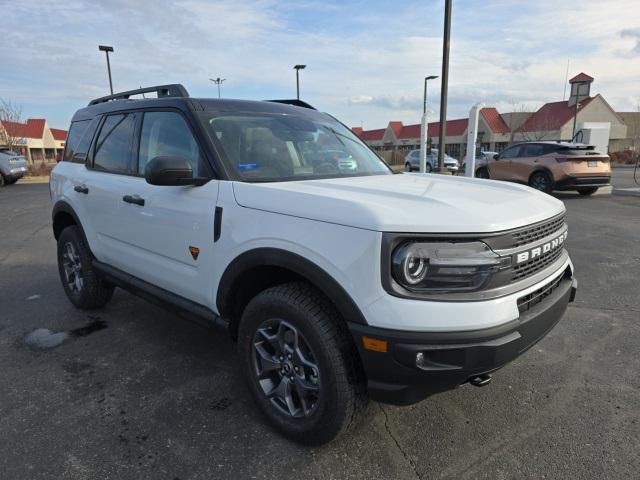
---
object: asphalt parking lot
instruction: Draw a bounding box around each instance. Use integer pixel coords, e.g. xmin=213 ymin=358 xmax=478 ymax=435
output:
xmin=1 ymin=169 xmax=639 ymax=480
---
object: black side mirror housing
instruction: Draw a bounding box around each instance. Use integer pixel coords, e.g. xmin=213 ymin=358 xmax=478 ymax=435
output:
xmin=493 ymin=154 xmax=499 ymax=160
xmin=145 ymin=156 xmax=207 ymax=186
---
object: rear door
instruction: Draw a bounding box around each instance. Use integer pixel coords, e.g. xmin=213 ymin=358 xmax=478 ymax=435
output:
xmin=109 ymin=109 xmax=219 ymax=306
xmin=489 ymin=145 xmax=521 ymax=180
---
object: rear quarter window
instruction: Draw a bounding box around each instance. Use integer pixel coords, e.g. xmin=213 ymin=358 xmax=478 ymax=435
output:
xmin=63 ymin=117 xmax=100 ymax=163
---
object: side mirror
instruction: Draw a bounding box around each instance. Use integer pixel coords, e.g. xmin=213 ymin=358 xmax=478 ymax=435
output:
xmin=493 ymin=154 xmax=499 ymax=160
xmin=145 ymin=156 xmax=207 ymax=186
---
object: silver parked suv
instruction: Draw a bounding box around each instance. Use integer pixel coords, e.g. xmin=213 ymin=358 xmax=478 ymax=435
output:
xmin=0 ymin=150 xmax=28 ymax=187
xmin=404 ymin=148 xmax=459 ymax=173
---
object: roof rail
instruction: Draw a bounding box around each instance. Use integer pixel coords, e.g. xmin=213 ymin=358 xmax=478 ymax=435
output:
xmin=267 ymin=99 xmax=316 ymax=110
xmin=88 ymin=84 xmax=189 ymax=106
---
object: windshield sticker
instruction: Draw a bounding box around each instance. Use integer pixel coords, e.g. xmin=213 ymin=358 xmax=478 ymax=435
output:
xmin=238 ymin=163 xmax=260 ymax=171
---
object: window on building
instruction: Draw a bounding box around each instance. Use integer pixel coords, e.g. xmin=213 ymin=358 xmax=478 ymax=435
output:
xmin=93 ymin=113 xmax=136 ymax=173
xmin=138 ymin=111 xmax=205 ymax=176
xmin=494 ymin=142 xmax=508 ymax=153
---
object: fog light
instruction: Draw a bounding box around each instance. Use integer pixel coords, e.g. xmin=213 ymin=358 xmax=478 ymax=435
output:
xmin=416 ymin=352 xmax=426 ymax=368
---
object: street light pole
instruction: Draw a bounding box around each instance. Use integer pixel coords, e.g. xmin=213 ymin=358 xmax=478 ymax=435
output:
xmin=420 ymin=75 xmax=438 ymax=173
xmin=437 ymin=0 xmax=452 ymax=174
xmin=98 ymin=45 xmax=114 ymax=95
xmin=209 ymin=77 xmax=226 ymax=98
xmin=294 ymin=65 xmax=306 ymax=100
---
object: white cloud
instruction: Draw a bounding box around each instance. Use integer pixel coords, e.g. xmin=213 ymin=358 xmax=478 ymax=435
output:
xmin=1 ymin=0 xmax=639 ymax=129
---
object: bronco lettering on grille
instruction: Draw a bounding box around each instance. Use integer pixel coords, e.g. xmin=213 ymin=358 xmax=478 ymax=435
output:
xmin=515 ymin=231 xmax=567 ymax=264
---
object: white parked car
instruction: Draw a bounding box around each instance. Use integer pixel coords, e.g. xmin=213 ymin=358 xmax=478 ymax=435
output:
xmin=51 ymin=84 xmax=577 ymax=445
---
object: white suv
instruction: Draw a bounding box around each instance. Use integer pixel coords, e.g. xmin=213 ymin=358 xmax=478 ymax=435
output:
xmin=50 ymin=85 xmax=577 ymax=445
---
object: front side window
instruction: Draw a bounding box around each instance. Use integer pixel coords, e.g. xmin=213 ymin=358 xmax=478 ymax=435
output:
xmin=138 ymin=111 xmax=205 ymax=176
xmin=499 ymin=146 xmax=521 ymax=159
xmin=93 ymin=113 xmax=136 ymax=173
xmin=202 ymin=113 xmax=391 ymax=182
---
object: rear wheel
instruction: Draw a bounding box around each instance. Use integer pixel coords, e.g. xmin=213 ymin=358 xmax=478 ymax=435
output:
xmin=57 ymin=226 xmax=114 ymax=309
xmin=0 ymin=174 xmax=5 ymax=187
xmin=426 ymin=162 xmax=433 ymax=173
xmin=5 ymin=178 xmax=18 ymax=185
xmin=529 ymin=171 xmax=553 ymax=194
xmin=404 ymin=162 xmax=412 ymax=172
xmin=577 ymin=187 xmax=598 ymax=196
xmin=475 ymin=167 xmax=490 ymax=179
xmin=238 ymin=282 xmax=367 ymax=445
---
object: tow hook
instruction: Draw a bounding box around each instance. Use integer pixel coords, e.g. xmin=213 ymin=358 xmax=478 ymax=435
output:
xmin=469 ymin=374 xmax=492 ymax=387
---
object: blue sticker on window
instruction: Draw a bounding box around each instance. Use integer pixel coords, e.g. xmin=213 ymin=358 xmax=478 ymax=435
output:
xmin=238 ymin=163 xmax=260 ymax=171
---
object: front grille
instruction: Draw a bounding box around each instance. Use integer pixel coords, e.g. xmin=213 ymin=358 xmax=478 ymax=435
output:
xmin=517 ymin=271 xmax=566 ymax=313
xmin=511 ymin=214 xmax=565 ymax=247
xmin=512 ymin=246 xmax=564 ymax=281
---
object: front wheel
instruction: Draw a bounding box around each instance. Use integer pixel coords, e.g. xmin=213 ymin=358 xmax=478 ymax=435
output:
xmin=577 ymin=187 xmax=598 ymax=196
xmin=57 ymin=226 xmax=114 ymax=309
xmin=529 ymin=171 xmax=553 ymax=194
xmin=238 ymin=282 xmax=367 ymax=445
xmin=475 ymin=167 xmax=490 ymax=179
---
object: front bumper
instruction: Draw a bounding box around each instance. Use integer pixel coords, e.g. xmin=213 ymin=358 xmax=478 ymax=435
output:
xmin=349 ymin=271 xmax=577 ymax=405
xmin=554 ymin=175 xmax=610 ymax=190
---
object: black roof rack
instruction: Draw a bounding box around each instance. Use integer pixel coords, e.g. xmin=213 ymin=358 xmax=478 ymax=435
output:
xmin=88 ymin=84 xmax=189 ymax=106
xmin=267 ymin=99 xmax=316 ymax=110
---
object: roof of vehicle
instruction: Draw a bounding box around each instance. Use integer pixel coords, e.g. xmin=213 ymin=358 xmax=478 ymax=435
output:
xmin=72 ymin=84 xmax=326 ymax=122
xmin=513 ymin=141 xmax=592 ymax=148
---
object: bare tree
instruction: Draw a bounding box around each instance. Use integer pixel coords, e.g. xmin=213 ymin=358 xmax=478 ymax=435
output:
xmin=516 ymin=108 xmax=557 ymax=142
xmin=503 ymin=102 xmax=534 ymax=145
xmin=0 ymin=98 xmax=24 ymax=152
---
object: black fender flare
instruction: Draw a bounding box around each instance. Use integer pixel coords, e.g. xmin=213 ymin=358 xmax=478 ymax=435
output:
xmin=216 ymin=247 xmax=368 ymax=326
xmin=52 ymin=200 xmax=90 ymax=248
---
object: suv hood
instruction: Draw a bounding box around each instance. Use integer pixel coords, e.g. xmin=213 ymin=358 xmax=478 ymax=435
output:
xmin=232 ymin=173 xmax=565 ymax=233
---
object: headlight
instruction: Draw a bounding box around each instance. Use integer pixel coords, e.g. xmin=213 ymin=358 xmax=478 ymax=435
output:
xmin=391 ymin=241 xmax=510 ymax=293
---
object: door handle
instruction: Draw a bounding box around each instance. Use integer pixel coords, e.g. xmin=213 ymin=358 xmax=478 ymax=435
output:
xmin=74 ymin=185 xmax=89 ymax=194
xmin=122 ymin=194 xmax=145 ymax=206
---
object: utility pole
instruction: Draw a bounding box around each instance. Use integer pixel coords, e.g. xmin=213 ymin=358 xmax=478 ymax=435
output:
xmin=98 ymin=45 xmax=114 ymax=95
xmin=209 ymin=78 xmax=226 ymax=98
xmin=420 ymin=76 xmax=438 ymax=173
xmin=294 ymin=65 xmax=306 ymax=100
xmin=436 ymin=0 xmax=452 ymax=174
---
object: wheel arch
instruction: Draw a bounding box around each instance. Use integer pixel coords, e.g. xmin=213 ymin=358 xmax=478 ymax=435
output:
xmin=528 ymin=167 xmax=554 ymax=184
xmin=216 ymin=248 xmax=368 ymax=340
xmin=52 ymin=201 xmax=90 ymax=247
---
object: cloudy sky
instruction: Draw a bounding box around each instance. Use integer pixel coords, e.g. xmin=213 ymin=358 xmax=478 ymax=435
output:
xmin=2 ymin=0 xmax=640 ymax=130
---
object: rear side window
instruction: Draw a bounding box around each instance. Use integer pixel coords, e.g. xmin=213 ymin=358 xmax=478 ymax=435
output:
xmin=520 ymin=144 xmax=545 ymax=157
xmin=93 ymin=113 xmax=136 ymax=173
xmin=138 ymin=111 xmax=204 ymax=176
xmin=63 ymin=117 xmax=100 ymax=163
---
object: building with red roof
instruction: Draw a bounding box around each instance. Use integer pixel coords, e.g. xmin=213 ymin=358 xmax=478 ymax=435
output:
xmin=352 ymin=73 xmax=629 ymax=159
xmin=0 ymin=118 xmax=67 ymax=163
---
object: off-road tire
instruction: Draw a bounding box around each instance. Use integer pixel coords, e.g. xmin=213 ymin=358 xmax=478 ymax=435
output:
xmin=57 ymin=226 xmax=114 ymax=309
xmin=529 ymin=171 xmax=553 ymax=194
xmin=577 ymin=187 xmax=598 ymax=196
xmin=238 ymin=282 xmax=367 ymax=445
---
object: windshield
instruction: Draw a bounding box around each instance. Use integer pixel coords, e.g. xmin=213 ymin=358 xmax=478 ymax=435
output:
xmin=202 ymin=113 xmax=391 ymax=182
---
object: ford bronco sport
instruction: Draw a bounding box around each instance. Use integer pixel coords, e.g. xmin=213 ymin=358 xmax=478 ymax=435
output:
xmin=51 ymin=85 xmax=577 ymax=445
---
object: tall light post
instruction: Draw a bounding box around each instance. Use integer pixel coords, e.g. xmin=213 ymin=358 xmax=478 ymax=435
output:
xmin=209 ymin=77 xmax=226 ymax=98
xmin=294 ymin=65 xmax=306 ymax=100
xmin=436 ymin=0 xmax=452 ymax=174
xmin=98 ymin=45 xmax=114 ymax=95
xmin=420 ymin=75 xmax=438 ymax=173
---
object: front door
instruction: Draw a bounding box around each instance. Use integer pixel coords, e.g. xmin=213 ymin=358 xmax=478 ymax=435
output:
xmin=111 ymin=110 xmax=219 ymax=306
xmin=489 ymin=145 xmax=521 ymax=180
